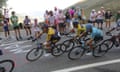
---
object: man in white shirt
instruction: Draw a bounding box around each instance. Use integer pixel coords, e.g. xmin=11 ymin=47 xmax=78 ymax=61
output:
xmin=89 ymin=9 xmax=97 ymax=26
xmin=3 ymin=8 xmax=12 ymax=24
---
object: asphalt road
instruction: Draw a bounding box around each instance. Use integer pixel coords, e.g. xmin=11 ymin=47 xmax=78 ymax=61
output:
xmin=0 ymin=23 xmax=120 ymax=72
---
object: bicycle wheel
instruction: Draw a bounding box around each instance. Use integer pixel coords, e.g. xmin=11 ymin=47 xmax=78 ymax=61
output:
xmin=0 ymin=59 xmax=15 ymax=72
xmin=68 ymin=46 xmax=85 ymax=60
xmin=51 ymin=44 xmax=64 ymax=57
xmin=101 ymin=39 xmax=114 ymax=51
xmin=26 ymin=48 xmax=44 ymax=62
xmin=63 ymin=40 xmax=75 ymax=52
xmin=93 ymin=44 xmax=107 ymax=57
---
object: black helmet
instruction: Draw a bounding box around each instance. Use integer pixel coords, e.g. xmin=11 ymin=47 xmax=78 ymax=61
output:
xmin=41 ymin=24 xmax=48 ymax=30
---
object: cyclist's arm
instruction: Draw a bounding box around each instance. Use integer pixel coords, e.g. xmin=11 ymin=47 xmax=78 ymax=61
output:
xmin=106 ymin=27 xmax=115 ymax=34
xmin=46 ymin=35 xmax=52 ymax=42
xmin=86 ymin=38 xmax=93 ymax=45
xmin=79 ymin=31 xmax=87 ymax=38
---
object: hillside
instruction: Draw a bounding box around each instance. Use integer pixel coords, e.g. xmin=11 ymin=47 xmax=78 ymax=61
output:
xmin=70 ymin=0 xmax=120 ymax=18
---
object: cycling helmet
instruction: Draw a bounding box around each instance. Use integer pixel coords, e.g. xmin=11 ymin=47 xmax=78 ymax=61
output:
xmin=86 ymin=23 xmax=93 ymax=32
xmin=41 ymin=24 xmax=48 ymax=30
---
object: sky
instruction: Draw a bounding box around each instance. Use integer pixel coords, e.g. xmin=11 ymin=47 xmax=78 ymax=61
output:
xmin=7 ymin=0 xmax=84 ymax=21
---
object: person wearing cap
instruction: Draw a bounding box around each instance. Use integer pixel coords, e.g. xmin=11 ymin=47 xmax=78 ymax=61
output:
xmin=96 ymin=11 xmax=104 ymax=29
xmin=100 ymin=7 xmax=106 ymax=15
xmin=89 ymin=9 xmax=97 ymax=26
xmin=105 ymin=8 xmax=112 ymax=28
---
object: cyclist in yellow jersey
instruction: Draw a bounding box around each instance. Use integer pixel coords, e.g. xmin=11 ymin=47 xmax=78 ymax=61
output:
xmin=33 ymin=24 xmax=61 ymax=50
xmin=72 ymin=23 xmax=86 ymax=37
xmin=46 ymin=27 xmax=55 ymax=41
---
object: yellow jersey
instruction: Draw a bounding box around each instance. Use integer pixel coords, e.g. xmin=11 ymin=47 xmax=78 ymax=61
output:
xmin=46 ymin=27 xmax=55 ymax=41
xmin=77 ymin=24 xmax=86 ymax=36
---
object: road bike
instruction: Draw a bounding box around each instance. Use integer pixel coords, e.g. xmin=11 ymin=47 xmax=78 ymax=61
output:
xmin=100 ymin=32 xmax=120 ymax=52
xmin=68 ymin=38 xmax=107 ymax=60
xmin=0 ymin=59 xmax=15 ymax=72
xmin=26 ymin=39 xmax=64 ymax=62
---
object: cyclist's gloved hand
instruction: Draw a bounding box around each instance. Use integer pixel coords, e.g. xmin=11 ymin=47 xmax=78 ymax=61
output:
xmin=106 ymin=32 xmax=113 ymax=36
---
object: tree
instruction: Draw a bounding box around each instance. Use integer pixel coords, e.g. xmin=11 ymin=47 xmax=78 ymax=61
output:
xmin=0 ymin=0 xmax=7 ymax=13
xmin=0 ymin=0 xmax=7 ymax=7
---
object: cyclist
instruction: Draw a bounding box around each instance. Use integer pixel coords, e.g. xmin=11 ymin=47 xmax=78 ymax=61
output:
xmin=106 ymin=11 xmax=120 ymax=44
xmin=10 ymin=11 xmax=22 ymax=40
xmin=72 ymin=16 xmax=86 ymax=37
xmin=79 ymin=24 xmax=103 ymax=50
xmin=33 ymin=24 xmax=61 ymax=52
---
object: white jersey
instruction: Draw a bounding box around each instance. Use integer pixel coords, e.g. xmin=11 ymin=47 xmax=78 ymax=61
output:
xmin=32 ymin=23 xmax=40 ymax=32
xmin=4 ymin=9 xmax=9 ymax=18
xmin=90 ymin=12 xmax=97 ymax=21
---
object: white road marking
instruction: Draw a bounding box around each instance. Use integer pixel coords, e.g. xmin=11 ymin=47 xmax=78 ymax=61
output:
xmin=14 ymin=49 xmax=23 ymax=54
xmin=10 ymin=49 xmax=21 ymax=52
xmin=0 ymin=40 xmax=30 ymax=46
xmin=52 ymin=59 xmax=120 ymax=72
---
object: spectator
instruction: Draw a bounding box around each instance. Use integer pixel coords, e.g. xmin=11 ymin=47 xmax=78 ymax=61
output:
xmin=23 ymin=16 xmax=32 ymax=39
xmin=10 ymin=11 xmax=22 ymax=40
xmin=116 ymin=10 xmax=120 ymax=29
xmin=96 ymin=11 xmax=104 ymax=29
xmin=81 ymin=8 xmax=86 ymax=24
xmin=105 ymin=8 xmax=112 ymax=28
xmin=48 ymin=11 xmax=55 ymax=27
xmin=65 ymin=9 xmax=71 ymax=28
xmin=75 ymin=7 xmax=81 ymax=21
xmin=3 ymin=18 xmax=10 ymax=39
xmin=57 ymin=10 xmax=65 ymax=34
xmin=69 ymin=7 xmax=75 ymax=18
xmin=44 ymin=10 xmax=49 ymax=25
xmin=72 ymin=13 xmax=79 ymax=27
xmin=3 ymin=8 xmax=12 ymax=24
xmin=32 ymin=19 xmax=41 ymax=41
xmin=54 ymin=7 xmax=59 ymax=26
xmin=100 ymin=7 xmax=106 ymax=15
xmin=89 ymin=9 xmax=97 ymax=26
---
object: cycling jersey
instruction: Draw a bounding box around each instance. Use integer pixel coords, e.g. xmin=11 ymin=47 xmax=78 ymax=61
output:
xmin=47 ymin=27 xmax=55 ymax=41
xmin=77 ymin=24 xmax=86 ymax=36
xmin=47 ymin=27 xmax=60 ymax=42
xmin=91 ymin=27 xmax=103 ymax=40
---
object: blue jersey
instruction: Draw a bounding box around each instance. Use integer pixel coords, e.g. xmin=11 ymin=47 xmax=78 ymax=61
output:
xmin=91 ymin=27 xmax=103 ymax=39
